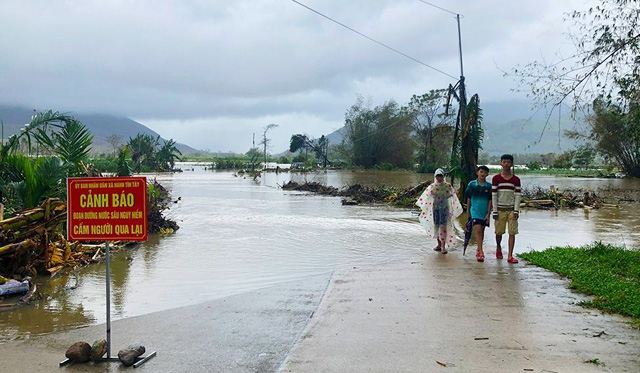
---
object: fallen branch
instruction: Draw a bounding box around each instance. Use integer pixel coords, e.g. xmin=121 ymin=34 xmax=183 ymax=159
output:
xmin=0 ymin=239 xmax=38 ymax=258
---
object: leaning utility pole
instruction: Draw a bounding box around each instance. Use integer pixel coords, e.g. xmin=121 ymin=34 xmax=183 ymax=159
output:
xmin=450 ymin=13 xmax=467 ymax=188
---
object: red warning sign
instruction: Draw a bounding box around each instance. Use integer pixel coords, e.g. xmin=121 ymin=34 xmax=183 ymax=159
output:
xmin=67 ymin=177 xmax=148 ymax=241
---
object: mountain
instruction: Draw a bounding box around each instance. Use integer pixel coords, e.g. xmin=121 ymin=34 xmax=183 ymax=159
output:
xmin=0 ymin=105 xmax=197 ymax=154
xmin=321 ymin=101 xmax=582 ymax=155
xmin=480 ymin=101 xmax=582 ymax=154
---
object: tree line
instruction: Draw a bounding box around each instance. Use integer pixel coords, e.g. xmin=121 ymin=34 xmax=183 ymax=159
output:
xmin=288 ymin=89 xmax=468 ymax=174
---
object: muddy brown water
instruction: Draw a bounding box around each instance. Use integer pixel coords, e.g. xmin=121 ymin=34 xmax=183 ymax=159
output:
xmin=1 ymin=165 xmax=639 ymax=342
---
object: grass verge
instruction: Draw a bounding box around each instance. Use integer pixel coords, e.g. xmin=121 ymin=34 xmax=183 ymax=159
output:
xmin=519 ymin=242 xmax=640 ymax=325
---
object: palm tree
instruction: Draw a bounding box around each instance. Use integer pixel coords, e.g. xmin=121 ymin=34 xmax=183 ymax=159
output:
xmin=128 ymin=134 xmax=158 ymax=173
xmin=156 ymin=139 xmax=182 ymax=171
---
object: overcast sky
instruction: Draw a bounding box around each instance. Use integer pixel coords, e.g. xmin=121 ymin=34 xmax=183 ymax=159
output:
xmin=0 ymin=0 xmax=591 ymax=153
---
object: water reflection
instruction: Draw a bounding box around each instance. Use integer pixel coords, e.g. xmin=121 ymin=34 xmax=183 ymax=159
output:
xmin=0 ymin=273 xmax=94 ymax=343
xmin=1 ymin=165 xmax=638 ymax=341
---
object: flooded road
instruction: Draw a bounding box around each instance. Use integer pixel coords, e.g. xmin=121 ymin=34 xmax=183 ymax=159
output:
xmin=1 ymin=166 xmax=639 ymax=342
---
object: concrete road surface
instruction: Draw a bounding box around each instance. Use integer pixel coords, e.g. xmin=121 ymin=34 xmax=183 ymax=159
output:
xmin=1 ymin=250 xmax=639 ymax=372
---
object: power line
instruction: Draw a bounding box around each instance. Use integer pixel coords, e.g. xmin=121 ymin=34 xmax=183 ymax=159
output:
xmin=290 ymin=0 xmax=457 ymax=80
xmin=415 ymin=0 xmax=460 ymax=17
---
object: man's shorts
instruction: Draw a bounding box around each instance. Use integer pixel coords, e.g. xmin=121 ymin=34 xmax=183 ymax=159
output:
xmin=495 ymin=210 xmax=518 ymax=235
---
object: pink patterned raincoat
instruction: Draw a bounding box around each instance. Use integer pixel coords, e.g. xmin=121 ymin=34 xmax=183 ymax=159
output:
xmin=415 ymin=179 xmax=463 ymax=246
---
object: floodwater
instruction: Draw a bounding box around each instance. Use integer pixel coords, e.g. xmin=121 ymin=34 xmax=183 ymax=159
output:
xmin=1 ymin=165 xmax=639 ymax=342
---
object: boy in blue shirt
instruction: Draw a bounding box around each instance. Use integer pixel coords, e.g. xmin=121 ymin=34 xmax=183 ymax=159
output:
xmin=465 ymin=165 xmax=492 ymax=262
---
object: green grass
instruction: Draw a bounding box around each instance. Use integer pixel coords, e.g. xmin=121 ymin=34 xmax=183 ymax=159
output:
xmin=519 ymin=242 xmax=640 ymax=323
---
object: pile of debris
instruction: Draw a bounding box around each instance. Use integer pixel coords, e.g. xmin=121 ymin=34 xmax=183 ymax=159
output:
xmin=281 ymin=180 xmax=429 ymax=207
xmin=281 ymin=181 xmax=339 ymax=195
xmin=147 ymin=180 xmax=180 ymax=233
xmin=0 ymin=198 xmax=81 ymax=278
xmin=521 ymin=186 xmax=607 ymax=209
xmin=282 ymin=181 xmax=617 ymax=211
xmin=0 ymin=181 xmax=180 ymax=281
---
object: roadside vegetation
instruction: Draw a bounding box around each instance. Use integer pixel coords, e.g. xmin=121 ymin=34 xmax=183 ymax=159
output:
xmin=519 ymin=243 xmax=640 ymax=325
xmin=0 ymin=110 xmax=180 ymax=283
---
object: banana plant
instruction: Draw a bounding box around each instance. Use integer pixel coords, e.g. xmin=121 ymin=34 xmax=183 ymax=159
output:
xmin=0 ymin=110 xmax=74 ymax=162
xmin=0 ymin=155 xmax=66 ymax=212
xmin=34 ymin=118 xmax=93 ymax=176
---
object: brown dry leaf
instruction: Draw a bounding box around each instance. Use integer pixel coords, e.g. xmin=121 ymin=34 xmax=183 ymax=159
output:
xmin=47 ymin=265 xmax=64 ymax=277
xmin=44 ymin=242 xmax=63 ymax=269
xmin=25 ymin=264 xmax=37 ymax=276
xmin=436 ymin=361 xmax=447 ymax=367
xmin=63 ymin=240 xmax=72 ymax=262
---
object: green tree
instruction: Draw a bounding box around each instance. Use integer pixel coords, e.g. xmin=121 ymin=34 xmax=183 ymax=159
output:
xmin=552 ymin=151 xmax=574 ymax=169
xmin=116 ymin=146 xmax=132 ymax=177
xmin=404 ymin=89 xmax=454 ymax=172
xmin=572 ymin=144 xmax=596 ymax=169
xmin=277 ymin=155 xmax=290 ymax=164
xmin=245 ymin=147 xmax=261 ymax=170
xmin=458 ymin=94 xmax=484 ymax=189
xmin=512 ymin=0 xmax=640 ymax=170
xmin=128 ymin=133 xmax=158 ymax=172
xmin=289 ymin=134 xmax=314 ymax=163
xmin=34 ymin=118 xmax=93 ymax=176
xmin=514 ymin=0 xmax=640 ymax=111
xmin=541 ymin=153 xmax=557 ymax=168
xmin=0 ymin=155 xmax=66 ymax=211
xmin=343 ymin=97 xmax=413 ymax=168
xmin=574 ymin=98 xmax=640 ymax=175
xmin=156 ymin=139 xmax=182 ymax=171
xmin=314 ymin=135 xmax=329 ymax=168
xmin=526 ymin=161 xmax=543 ymax=170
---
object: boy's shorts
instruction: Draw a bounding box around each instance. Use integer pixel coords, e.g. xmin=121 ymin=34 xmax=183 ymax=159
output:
xmin=433 ymin=207 xmax=449 ymax=226
xmin=495 ymin=211 xmax=518 ymax=235
xmin=471 ymin=218 xmax=489 ymax=227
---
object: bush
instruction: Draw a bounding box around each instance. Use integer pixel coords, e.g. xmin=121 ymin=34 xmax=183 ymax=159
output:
xmin=526 ymin=161 xmax=543 ymax=170
xmin=374 ymin=162 xmax=396 ymax=171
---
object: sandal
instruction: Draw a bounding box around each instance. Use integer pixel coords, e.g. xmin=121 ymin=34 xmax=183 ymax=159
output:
xmin=434 ymin=247 xmax=442 ymax=252
xmin=496 ymin=249 xmax=503 ymax=259
xmin=476 ymin=252 xmax=484 ymax=262
xmin=507 ymin=257 xmax=519 ymax=264
xmin=442 ymin=249 xmax=448 ymax=254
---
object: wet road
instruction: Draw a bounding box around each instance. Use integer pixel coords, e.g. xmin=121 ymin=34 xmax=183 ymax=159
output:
xmin=1 ymin=167 xmax=639 ymax=342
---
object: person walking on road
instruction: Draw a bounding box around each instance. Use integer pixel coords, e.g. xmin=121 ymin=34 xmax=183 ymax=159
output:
xmin=465 ymin=165 xmax=492 ymax=262
xmin=416 ymin=168 xmax=463 ymax=254
xmin=491 ymin=154 xmax=521 ymax=263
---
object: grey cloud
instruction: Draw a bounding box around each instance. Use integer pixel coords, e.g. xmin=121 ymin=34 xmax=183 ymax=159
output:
xmin=0 ymin=0 xmax=595 ymax=151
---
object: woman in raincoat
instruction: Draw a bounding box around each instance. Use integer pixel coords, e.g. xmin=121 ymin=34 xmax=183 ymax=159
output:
xmin=415 ymin=168 xmax=463 ymax=254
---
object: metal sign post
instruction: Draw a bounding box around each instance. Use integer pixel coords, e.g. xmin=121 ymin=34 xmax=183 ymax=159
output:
xmin=60 ymin=177 xmax=156 ymax=368
xmin=106 ymin=240 xmax=111 ymax=358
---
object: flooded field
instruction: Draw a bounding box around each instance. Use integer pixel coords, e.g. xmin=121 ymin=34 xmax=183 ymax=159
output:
xmin=1 ymin=165 xmax=639 ymax=342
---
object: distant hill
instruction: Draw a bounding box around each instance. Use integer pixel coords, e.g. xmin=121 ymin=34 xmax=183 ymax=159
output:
xmin=480 ymin=101 xmax=582 ymax=155
xmin=0 ymin=105 xmax=197 ymax=154
xmin=321 ymin=101 xmax=583 ymax=155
